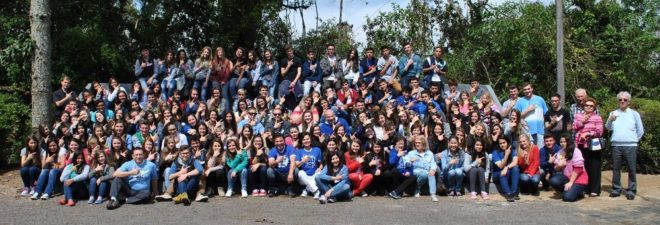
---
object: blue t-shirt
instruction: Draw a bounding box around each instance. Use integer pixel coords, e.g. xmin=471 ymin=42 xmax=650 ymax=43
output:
xmin=516 ymin=95 xmax=548 ymax=135
xmin=296 ymin=147 xmax=323 ymax=176
xmin=268 ymin=145 xmax=296 ymax=174
xmin=491 ymin=148 xmax=517 ymax=173
xmin=118 ymin=160 xmax=158 ymax=191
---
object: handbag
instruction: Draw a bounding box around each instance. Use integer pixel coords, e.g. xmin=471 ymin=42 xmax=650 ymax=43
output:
xmin=589 ymin=137 xmax=605 ymax=151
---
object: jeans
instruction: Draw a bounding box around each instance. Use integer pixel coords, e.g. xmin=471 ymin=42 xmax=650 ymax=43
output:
xmin=315 ymin=177 xmax=352 ymax=200
xmin=611 ymin=146 xmax=638 ymax=195
xmin=138 ymin=77 xmax=157 ymax=92
xmin=443 ymin=168 xmax=463 ymax=193
xmin=468 ymin=167 xmax=487 ymax=192
xmin=89 ymin=177 xmax=109 ymax=198
xmin=414 ymin=169 xmax=437 ymax=195
xmin=20 ymin=166 xmax=40 ymax=188
xmin=162 ymin=167 xmax=173 ymax=191
xmin=582 ymin=146 xmax=602 ymax=195
xmin=550 ymin=174 xmax=586 ymax=202
xmin=302 ymin=80 xmax=321 ymax=96
xmin=298 ymin=171 xmax=319 ymax=193
xmin=161 ymin=79 xmax=177 ymax=100
xmin=192 ymin=78 xmax=208 ymax=101
xmin=63 ymin=181 xmax=88 ymax=200
xmin=267 ymin=168 xmax=297 ymax=193
xmin=519 ymin=173 xmax=541 ymax=194
xmin=110 ymin=177 xmax=151 ymax=204
xmin=400 ymin=76 xmax=414 ymax=90
xmin=229 ymin=77 xmax=250 ymax=100
xmin=220 ymin=82 xmax=231 ymax=113
xmin=36 ymin=168 xmax=61 ymax=195
xmin=176 ymin=175 xmax=200 ymax=196
xmin=493 ymin=166 xmax=520 ymax=196
xmin=249 ymin=165 xmax=268 ymax=191
xmin=227 ymin=168 xmax=248 ymax=191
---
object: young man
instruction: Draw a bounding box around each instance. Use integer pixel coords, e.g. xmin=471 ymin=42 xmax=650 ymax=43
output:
xmin=279 ymin=45 xmax=303 ymax=111
xmin=422 ymin=46 xmax=448 ymax=90
xmin=267 ymin=134 xmax=298 ymax=197
xmin=469 ymin=79 xmax=485 ymax=102
xmin=544 ymin=94 xmax=572 ymax=140
xmin=237 ymin=107 xmax=265 ymax=135
xmin=320 ymin=43 xmax=342 ymax=90
xmin=156 ymin=146 xmax=204 ymax=205
xmin=359 ymin=47 xmax=379 ymax=87
xmin=397 ymin=42 xmax=422 ymax=90
xmin=373 ymin=78 xmax=398 ymax=107
xmin=606 ymin=91 xmax=644 ymax=200
xmin=134 ymin=47 xmax=158 ymax=91
xmin=501 ymin=84 xmax=525 ymax=118
xmin=517 ymin=82 xmax=548 ymax=146
xmin=53 ymin=76 xmax=77 ymax=118
xmin=377 ymin=45 xmax=400 ymax=91
xmin=107 ymin=149 xmax=158 ymax=210
xmin=302 ymin=50 xmax=322 ymax=96
xmin=539 ymin=135 xmax=561 ymax=191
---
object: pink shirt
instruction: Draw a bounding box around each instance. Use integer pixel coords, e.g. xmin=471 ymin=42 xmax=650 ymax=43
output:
xmin=572 ymin=112 xmax=604 ymax=148
xmin=555 ymin=148 xmax=588 ymax=185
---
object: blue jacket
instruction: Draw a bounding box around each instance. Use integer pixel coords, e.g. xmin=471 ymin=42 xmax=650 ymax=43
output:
xmin=389 ymin=150 xmax=413 ymax=175
xmin=320 ymin=117 xmax=351 ymax=136
xmin=303 ymin=60 xmax=323 ymax=82
xmin=398 ymin=53 xmax=422 ymax=78
xmin=317 ymin=165 xmax=349 ymax=189
xmin=540 ymin=144 xmax=561 ymax=173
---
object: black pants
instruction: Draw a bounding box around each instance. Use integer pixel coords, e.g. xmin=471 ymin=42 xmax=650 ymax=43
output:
xmin=368 ymin=169 xmax=392 ymax=195
xmin=582 ymin=146 xmax=602 ymax=195
xmin=205 ymin=169 xmax=227 ymax=196
xmin=249 ymin=165 xmax=268 ymax=191
xmin=267 ymin=168 xmax=298 ymax=194
xmin=468 ymin=167 xmax=487 ymax=193
xmin=390 ymin=168 xmax=417 ymax=195
xmin=110 ymin=178 xmax=151 ymax=204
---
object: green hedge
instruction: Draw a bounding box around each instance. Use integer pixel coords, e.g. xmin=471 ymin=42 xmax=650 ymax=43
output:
xmin=0 ymin=93 xmax=30 ymax=168
xmin=599 ymin=97 xmax=660 ymax=174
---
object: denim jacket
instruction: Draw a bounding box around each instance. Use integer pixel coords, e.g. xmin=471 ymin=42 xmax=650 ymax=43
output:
xmin=405 ymin=150 xmax=438 ymax=171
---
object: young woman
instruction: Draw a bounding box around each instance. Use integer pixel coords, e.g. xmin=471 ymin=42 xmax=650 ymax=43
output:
xmin=246 ymin=50 xmax=263 ymax=96
xmin=87 ymin=151 xmax=115 ymax=204
xmin=427 ymin=123 xmax=447 ymax=154
xmin=458 ymin=91 xmax=472 ymax=116
xmin=572 ymin=97 xmax=604 ymax=197
xmin=298 ymin=110 xmax=315 ymax=133
xmin=31 ymin=138 xmax=66 ymax=200
xmin=184 ymin=88 xmax=201 ymax=116
xmin=259 ymin=50 xmax=280 ymax=99
xmin=363 ymin=141 xmax=390 ymax=196
xmin=290 ymin=96 xmax=319 ymax=126
xmin=467 ymin=138 xmax=491 ymax=200
xmin=193 ymin=46 xmax=212 ymax=101
xmin=197 ymin=123 xmax=213 ymax=150
xmin=388 ymin=137 xmax=416 ymax=199
xmin=341 ymin=48 xmax=360 ymax=85
xmin=249 ymin=136 xmax=269 ymax=197
xmin=224 ymin=138 xmax=248 ymax=198
xmin=492 ymin=136 xmax=520 ymax=202
xmin=295 ymin=133 xmax=323 ymax=199
xmin=550 ymin=135 xmax=588 ymax=202
xmin=239 ymin=124 xmax=254 ymax=151
xmin=229 ymin=47 xmax=249 ymax=103
xmin=316 ymin=151 xmax=351 ymax=204
xmin=220 ymin=111 xmax=238 ymax=139
xmin=209 ymin=47 xmax=233 ymax=111
xmin=143 ymin=138 xmax=160 ymax=165
xmin=286 ymin=126 xmax=301 ymax=148
xmin=504 ymin=109 xmax=530 ymax=151
xmin=160 ymin=50 xmax=179 ymax=100
xmin=344 ymin=140 xmax=373 ymax=197
xmin=440 ymin=136 xmax=468 ymax=197
xmin=109 ymin=136 xmax=128 ymax=165
xmin=20 ymin=136 xmax=42 ymax=196
xmin=204 ymin=139 xmax=226 ymax=197
xmin=406 ymin=136 xmax=439 ymax=201
xmin=517 ymin=134 xmax=541 ymax=196
xmin=59 ymin=151 xmax=90 ymax=206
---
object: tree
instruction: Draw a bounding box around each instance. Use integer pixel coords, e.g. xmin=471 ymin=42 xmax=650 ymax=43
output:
xmin=29 ymin=0 xmax=52 ymax=131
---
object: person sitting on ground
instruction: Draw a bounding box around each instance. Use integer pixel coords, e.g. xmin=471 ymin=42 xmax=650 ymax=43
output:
xmin=316 ymin=151 xmax=351 ymax=204
xmin=106 ymin=148 xmax=158 ymax=210
xmin=87 ymin=151 xmax=115 ymax=205
xmin=266 ymin=134 xmax=298 ymax=197
xmin=59 ymin=151 xmax=90 ymax=207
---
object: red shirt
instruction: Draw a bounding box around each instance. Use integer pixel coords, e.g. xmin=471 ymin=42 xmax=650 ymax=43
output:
xmin=344 ymin=152 xmax=362 ymax=173
xmin=337 ymin=88 xmax=359 ymax=108
xmin=518 ymin=145 xmax=540 ymax=175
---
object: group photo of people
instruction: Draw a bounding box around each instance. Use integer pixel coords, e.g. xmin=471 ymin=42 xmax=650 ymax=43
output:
xmin=17 ymin=42 xmax=644 ymax=210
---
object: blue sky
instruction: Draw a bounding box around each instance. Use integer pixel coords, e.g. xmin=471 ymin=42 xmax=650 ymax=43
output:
xmin=280 ymin=0 xmax=554 ymax=44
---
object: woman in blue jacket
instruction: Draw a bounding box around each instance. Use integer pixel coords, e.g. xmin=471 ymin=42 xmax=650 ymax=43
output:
xmin=440 ymin=136 xmax=470 ymax=197
xmin=405 ymin=136 xmax=439 ymax=202
xmin=316 ymin=152 xmax=351 ymax=204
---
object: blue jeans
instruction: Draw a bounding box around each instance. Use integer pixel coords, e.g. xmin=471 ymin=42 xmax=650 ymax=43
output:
xmin=303 ymin=80 xmax=321 ymax=96
xmin=176 ymin=175 xmax=200 ymax=196
xmin=611 ymin=145 xmax=638 ymax=195
xmin=89 ymin=177 xmax=109 ymax=198
xmin=443 ymin=168 xmax=464 ymax=193
xmin=493 ymin=166 xmax=520 ymax=195
xmin=400 ymin=76 xmax=414 ymax=89
xmin=192 ymin=78 xmax=207 ymax=101
xmin=220 ymin=82 xmax=231 ymax=114
xmin=36 ymin=168 xmax=61 ymax=195
xmin=519 ymin=173 xmax=541 ymax=193
xmin=414 ymin=169 xmax=437 ymax=195
xmin=138 ymin=77 xmax=157 ymax=91
xmin=163 ymin=167 xmax=173 ymax=191
xmin=20 ymin=166 xmax=40 ymax=188
xmin=267 ymin=168 xmax=297 ymax=193
xmin=227 ymin=168 xmax=248 ymax=191
xmin=315 ymin=177 xmax=352 ymax=200
xmin=161 ymin=79 xmax=177 ymax=100
xmin=63 ymin=181 xmax=88 ymax=200
xmin=550 ymin=174 xmax=586 ymax=202
xmin=229 ymin=77 xmax=250 ymax=100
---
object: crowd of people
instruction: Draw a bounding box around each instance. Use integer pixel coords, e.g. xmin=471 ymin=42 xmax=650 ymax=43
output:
xmin=18 ymin=43 xmax=645 ymax=210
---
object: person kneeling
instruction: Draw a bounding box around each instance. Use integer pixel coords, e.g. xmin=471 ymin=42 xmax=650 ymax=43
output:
xmin=107 ymin=148 xmax=158 ymax=210
xmin=550 ymin=136 xmax=588 ymax=202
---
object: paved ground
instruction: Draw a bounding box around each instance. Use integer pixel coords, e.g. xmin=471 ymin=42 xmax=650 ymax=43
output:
xmin=1 ymin=170 xmax=658 ymax=225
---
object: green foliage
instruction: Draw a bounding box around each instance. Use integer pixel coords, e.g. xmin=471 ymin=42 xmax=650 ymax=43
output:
xmin=294 ymin=19 xmax=358 ymax=58
xmin=0 ymin=93 xmax=31 ymax=167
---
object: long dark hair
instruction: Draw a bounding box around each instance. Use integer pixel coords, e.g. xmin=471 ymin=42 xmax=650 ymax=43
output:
xmin=562 ymin=134 xmax=576 ymax=160
xmin=225 ymin=138 xmax=239 ymax=160
xmin=71 ymin=150 xmax=86 ymax=174
xmin=469 ymin=138 xmax=487 ymax=168
xmin=324 ymin=151 xmax=345 ymax=176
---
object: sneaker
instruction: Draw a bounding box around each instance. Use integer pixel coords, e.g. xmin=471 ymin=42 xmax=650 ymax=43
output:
xmin=268 ymin=190 xmax=276 ymax=198
xmin=313 ymin=191 xmax=320 ymax=200
xmin=389 ymin=191 xmax=401 ymax=200
xmin=327 ymin=197 xmax=336 ymax=203
xmin=361 ymin=190 xmax=368 ymax=197
xmin=241 ymin=190 xmax=248 ymax=198
xmin=300 ymin=190 xmax=308 ymax=197
xmin=414 ymin=192 xmax=421 ymax=198
xmin=455 ymin=192 xmax=463 ymax=197
xmin=58 ymin=198 xmax=67 ymax=205
xmin=155 ymin=193 xmax=172 ymax=201
xmin=31 ymin=193 xmax=39 ymax=200
xmin=29 ymin=187 xmax=36 ymax=195
xmin=287 ymin=190 xmax=296 ymax=198
xmin=95 ymin=197 xmax=104 ymax=204
xmin=252 ymin=189 xmax=260 ymax=197
xmin=259 ymin=189 xmax=267 ymax=197
xmin=66 ymin=199 xmax=76 ymax=207
xmin=195 ymin=194 xmax=209 ymax=202
xmin=173 ymin=193 xmax=184 ymax=204
xmin=431 ymin=195 xmax=439 ymax=202
xmin=40 ymin=194 xmax=49 ymax=200
xmin=20 ymin=187 xmax=29 ymax=196
xmin=609 ymin=192 xmax=621 ymax=198
xmin=225 ymin=189 xmax=233 ymax=197
xmin=448 ymin=191 xmax=455 ymax=197
xmin=513 ymin=194 xmax=520 ymax=200
xmin=532 ymin=191 xmax=540 ymax=196
xmin=626 ymin=193 xmax=635 ymax=200
xmin=106 ymin=199 xmax=119 ymax=210
xmin=318 ymin=195 xmax=327 ymax=204
xmin=506 ymin=194 xmax=515 ymax=202
xmin=180 ymin=193 xmax=190 ymax=205
xmin=481 ymin=192 xmax=490 ymax=200
xmin=88 ymin=196 xmax=95 ymax=204
xmin=470 ymin=192 xmax=478 ymax=199
xmin=217 ymin=189 xmax=226 ymax=196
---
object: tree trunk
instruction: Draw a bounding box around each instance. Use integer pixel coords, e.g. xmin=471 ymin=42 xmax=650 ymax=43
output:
xmin=339 ymin=0 xmax=343 ymax=25
xmin=30 ymin=0 xmax=53 ymax=131
xmin=314 ymin=0 xmax=319 ymax=30
xmin=299 ymin=6 xmax=306 ymax=39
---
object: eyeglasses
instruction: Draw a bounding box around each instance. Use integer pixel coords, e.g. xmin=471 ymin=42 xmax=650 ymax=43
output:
xmin=584 ymin=104 xmax=595 ymax=108
xmin=618 ymin=98 xmax=629 ymax=102
xmin=249 ymin=112 xmax=257 ymax=115
xmin=273 ymin=113 xmax=281 ymax=116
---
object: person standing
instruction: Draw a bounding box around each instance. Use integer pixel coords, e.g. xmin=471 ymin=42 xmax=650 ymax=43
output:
xmin=397 ymin=42 xmax=422 ymax=89
xmin=544 ymin=94 xmax=572 ymax=141
xmin=422 ymin=47 xmax=447 ymax=91
xmin=517 ymin=83 xmax=548 ymax=146
xmin=606 ymin=91 xmax=644 ymax=200
xmin=572 ymin=97 xmax=604 ymax=197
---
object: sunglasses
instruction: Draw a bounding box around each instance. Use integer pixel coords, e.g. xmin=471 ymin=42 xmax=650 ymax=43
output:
xmin=618 ymin=98 xmax=629 ymax=102
xmin=585 ymin=104 xmax=595 ymax=108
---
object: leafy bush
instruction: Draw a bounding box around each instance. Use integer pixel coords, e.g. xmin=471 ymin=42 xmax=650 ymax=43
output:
xmin=599 ymin=97 xmax=659 ymax=174
xmin=0 ymin=93 xmax=30 ymax=167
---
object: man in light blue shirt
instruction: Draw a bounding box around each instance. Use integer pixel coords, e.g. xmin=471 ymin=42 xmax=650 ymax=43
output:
xmin=517 ymin=83 xmax=548 ymax=146
xmin=107 ymin=148 xmax=158 ymax=210
xmin=397 ymin=42 xmax=422 ymax=90
xmin=606 ymin=91 xmax=644 ymax=200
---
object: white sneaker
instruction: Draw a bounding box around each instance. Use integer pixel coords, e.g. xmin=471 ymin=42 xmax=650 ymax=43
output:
xmin=20 ymin=188 xmax=29 ymax=196
xmin=241 ymin=190 xmax=248 ymax=198
xmin=31 ymin=193 xmax=39 ymax=200
xmin=40 ymin=194 xmax=49 ymax=200
xmin=301 ymin=190 xmax=308 ymax=197
xmin=29 ymin=187 xmax=36 ymax=195
xmin=313 ymin=191 xmax=320 ymax=200
xmin=414 ymin=192 xmax=421 ymax=198
xmin=225 ymin=189 xmax=233 ymax=197
xmin=431 ymin=195 xmax=439 ymax=202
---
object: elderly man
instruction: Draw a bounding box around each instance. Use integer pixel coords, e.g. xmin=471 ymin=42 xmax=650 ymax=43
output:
xmin=606 ymin=91 xmax=644 ymax=200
